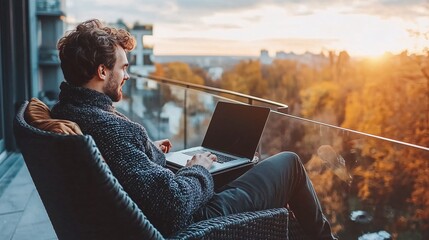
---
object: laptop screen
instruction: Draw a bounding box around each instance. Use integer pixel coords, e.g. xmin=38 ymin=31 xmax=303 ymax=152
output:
xmin=202 ymin=102 xmax=270 ymax=159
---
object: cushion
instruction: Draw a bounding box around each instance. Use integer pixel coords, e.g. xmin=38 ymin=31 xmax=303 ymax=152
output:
xmin=25 ymin=98 xmax=83 ymax=135
xmin=25 ymin=97 xmax=51 ymax=122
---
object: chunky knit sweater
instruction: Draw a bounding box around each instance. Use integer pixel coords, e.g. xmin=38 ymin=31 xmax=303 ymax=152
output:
xmin=51 ymin=82 xmax=214 ymax=236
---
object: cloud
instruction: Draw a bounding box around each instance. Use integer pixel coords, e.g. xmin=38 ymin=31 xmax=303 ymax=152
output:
xmin=206 ymin=24 xmax=242 ymax=29
xmin=67 ymin=0 xmax=188 ymax=24
xmin=65 ymin=0 xmax=428 ymax=56
xmin=348 ymin=0 xmax=429 ymax=18
xmin=173 ymin=0 xmax=428 ymax=18
xmin=68 ymin=0 xmax=428 ymax=25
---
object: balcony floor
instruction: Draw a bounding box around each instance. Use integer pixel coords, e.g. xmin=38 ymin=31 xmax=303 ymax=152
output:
xmin=0 ymin=154 xmax=57 ymax=240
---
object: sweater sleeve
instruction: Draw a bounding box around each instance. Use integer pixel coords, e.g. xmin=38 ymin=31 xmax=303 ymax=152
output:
xmin=90 ymin=120 xmax=214 ymax=236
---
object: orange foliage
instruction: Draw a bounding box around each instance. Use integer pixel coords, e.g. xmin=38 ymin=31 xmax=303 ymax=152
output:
xmin=156 ymin=51 xmax=429 ymax=236
xmin=217 ymin=51 xmax=429 ymax=236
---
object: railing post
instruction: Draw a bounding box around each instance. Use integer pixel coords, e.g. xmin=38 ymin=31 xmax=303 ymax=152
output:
xmin=184 ymin=88 xmax=187 ymax=149
xmin=277 ymin=106 xmax=289 ymax=152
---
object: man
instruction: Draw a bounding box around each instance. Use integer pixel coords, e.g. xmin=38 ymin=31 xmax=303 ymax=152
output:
xmin=51 ymin=19 xmax=337 ymax=239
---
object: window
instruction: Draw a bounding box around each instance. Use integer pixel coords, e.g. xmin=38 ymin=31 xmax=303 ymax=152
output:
xmin=0 ymin=29 xmax=4 ymax=156
xmin=0 ymin=78 xmax=4 ymax=157
xmin=0 ymin=86 xmax=3 ymax=154
xmin=143 ymin=54 xmax=154 ymax=65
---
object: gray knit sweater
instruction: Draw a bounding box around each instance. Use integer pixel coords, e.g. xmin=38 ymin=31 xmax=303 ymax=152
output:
xmin=51 ymin=82 xmax=214 ymax=236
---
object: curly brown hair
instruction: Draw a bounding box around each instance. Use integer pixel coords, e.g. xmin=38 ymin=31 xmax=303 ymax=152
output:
xmin=57 ymin=19 xmax=136 ymax=86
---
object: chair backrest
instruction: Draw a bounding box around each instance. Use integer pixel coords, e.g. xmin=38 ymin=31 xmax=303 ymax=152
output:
xmin=13 ymin=101 xmax=165 ymax=240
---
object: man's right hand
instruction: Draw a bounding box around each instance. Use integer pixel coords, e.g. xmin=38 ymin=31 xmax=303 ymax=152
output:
xmin=186 ymin=152 xmax=217 ymax=170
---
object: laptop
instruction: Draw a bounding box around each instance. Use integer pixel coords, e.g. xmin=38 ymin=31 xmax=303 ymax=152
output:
xmin=165 ymin=101 xmax=270 ymax=173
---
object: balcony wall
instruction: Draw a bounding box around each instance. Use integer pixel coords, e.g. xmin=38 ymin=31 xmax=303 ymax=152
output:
xmin=115 ymin=76 xmax=429 ymax=240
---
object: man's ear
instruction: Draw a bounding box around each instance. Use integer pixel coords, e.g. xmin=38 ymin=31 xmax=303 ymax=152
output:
xmin=97 ymin=64 xmax=107 ymax=80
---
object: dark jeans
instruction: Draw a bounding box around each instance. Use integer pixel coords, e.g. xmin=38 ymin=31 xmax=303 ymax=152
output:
xmin=194 ymin=152 xmax=336 ymax=240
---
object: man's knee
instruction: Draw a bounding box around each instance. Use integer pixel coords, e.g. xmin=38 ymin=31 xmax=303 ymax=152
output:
xmin=270 ymin=151 xmax=302 ymax=168
xmin=276 ymin=152 xmax=301 ymax=164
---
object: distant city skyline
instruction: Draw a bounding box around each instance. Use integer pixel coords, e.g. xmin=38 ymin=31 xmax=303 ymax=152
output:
xmin=66 ymin=0 xmax=429 ymax=57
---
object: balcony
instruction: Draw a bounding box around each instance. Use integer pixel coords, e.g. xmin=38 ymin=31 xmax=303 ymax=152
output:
xmin=116 ymin=75 xmax=429 ymax=239
xmin=143 ymin=44 xmax=154 ymax=50
xmin=36 ymin=0 xmax=65 ymax=17
xmin=132 ymin=24 xmax=153 ymax=32
xmin=38 ymin=48 xmax=60 ymax=66
xmin=1 ymin=75 xmax=428 ymax=239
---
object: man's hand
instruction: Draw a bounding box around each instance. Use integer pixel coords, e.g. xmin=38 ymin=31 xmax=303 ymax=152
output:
xmin=154 ymin=139 xmax=172 ymax=153
xmin=186 ymin=152 xmax=217 ymax=170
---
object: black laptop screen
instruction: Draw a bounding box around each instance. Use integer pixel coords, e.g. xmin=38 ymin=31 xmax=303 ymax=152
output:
xmin=201 ymin=102 xmax=270 ymax=159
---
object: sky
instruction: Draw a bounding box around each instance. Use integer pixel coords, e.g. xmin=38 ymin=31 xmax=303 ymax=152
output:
xmin=65 ymin=0 xmax=429 ymax=57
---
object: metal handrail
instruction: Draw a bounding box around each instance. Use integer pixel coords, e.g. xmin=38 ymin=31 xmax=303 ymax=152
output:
xmin=131 ymin=74 xmax=289 ymax=113
xmin=129 ymin=73 xmax=429 ymax=151
xmin=275 ymin=111 xmax=429 ymax=152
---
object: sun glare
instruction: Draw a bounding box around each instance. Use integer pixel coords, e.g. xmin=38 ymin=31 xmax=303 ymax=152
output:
xmin=153 ymin=4 xmax=427 ymax=57
xmin=63 ymin=1 xmax=429 ymax=57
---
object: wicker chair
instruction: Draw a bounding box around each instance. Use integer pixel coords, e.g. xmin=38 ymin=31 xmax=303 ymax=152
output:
xmin=14 ymin=100 xmax=307 ymax=240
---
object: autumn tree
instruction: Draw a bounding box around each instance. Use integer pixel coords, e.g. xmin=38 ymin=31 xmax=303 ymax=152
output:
xmin=299 ymin=51 xmax=357 ymax=125
xmin=300 ymin=81 xmax=343 ymax=125
xmin=160 ymin=62 xmax=205 ymax=85
xmin=341 ymin=52 xmax=429 ymax=235
xmin=220 ymin=60 xmax=268 ymax=99
xmin=262 ymin=59 xmax=312 ymax=114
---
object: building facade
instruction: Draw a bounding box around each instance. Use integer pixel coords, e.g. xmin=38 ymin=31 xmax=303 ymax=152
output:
xmin=35 ymin=0 xmax=66 ymax=105
xmin=129 ymin=23 xmax=155 ymax=76
xmin=0 ymin=0 xmax=65 ymax=162
xmin=0 ymin=0 xmax=155 ymax=162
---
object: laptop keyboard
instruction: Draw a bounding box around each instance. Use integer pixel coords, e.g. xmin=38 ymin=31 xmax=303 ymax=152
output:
xmin=182 ymin=150 xmax=235 ymax=163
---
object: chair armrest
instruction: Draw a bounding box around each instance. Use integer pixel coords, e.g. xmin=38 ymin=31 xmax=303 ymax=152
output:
xmin=169 ymin=208 xmax=289 ymax=240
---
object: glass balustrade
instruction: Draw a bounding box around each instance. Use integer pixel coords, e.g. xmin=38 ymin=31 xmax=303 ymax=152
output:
xmin=116 ymin=76 xmax=429 ymax=239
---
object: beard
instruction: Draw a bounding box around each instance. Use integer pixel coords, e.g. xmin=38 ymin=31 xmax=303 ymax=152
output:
xmin=103 ymin=73 xmax=122 ymax=102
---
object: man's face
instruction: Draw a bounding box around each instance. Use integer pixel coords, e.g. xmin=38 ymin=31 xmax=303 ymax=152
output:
xmin=103 ymin=47 xmax=129 ymax=102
